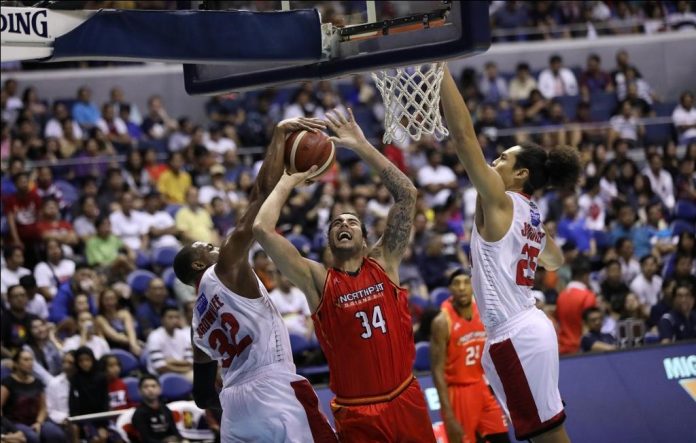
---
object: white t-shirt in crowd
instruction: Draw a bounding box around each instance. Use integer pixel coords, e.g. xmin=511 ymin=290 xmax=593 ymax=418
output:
xmin=630 ymin=273 xmax=663 ymax=308
xmin=1 ymin=266 xmax=31 ymax=295
xmin=26 ymin=293 xmax=49 ymax=320
xmin=672 ymin=105 xmax=696 ymax=140
xmin=268 ymin=286 xmax=312 ymax=337
xmin=34 ymin=259 xmax=76 ymax=297
xmin=109 ymin=210 xmax=149 ymax=250
xmin=44 ymin=118 xmax=83 ymax=140
xmin=205 ymin=137 xmax=237 ymax=158
xmin=578 ymin=193 xmax=606 ymax=231
xmin=96 ymin=117 xmax=128 ymax=136
xmin=146 ymin=327 xmax=193 ymax=375
xmin=609 ymin=115 xmax=639 ymax=140
xmin=63 ymin=334 xmax=111 ymax=359
xmin=143 ymin=211 xmax=180 ymax=250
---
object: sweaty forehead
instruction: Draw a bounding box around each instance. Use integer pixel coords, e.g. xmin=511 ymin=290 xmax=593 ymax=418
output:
xmin=332 ymin=214 xmax=360 ymax=224
xmin=191 ymin=241 xmax=207 ymax=249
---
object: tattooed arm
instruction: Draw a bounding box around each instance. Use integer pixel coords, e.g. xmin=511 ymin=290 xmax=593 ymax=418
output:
xmin=325 ymin=109 xmax=417 ymax=281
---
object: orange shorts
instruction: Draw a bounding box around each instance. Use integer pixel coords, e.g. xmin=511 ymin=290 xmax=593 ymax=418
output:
xmin=330 ymin=378 xmax=435 ymax=443
xmin=448 ymin=380 xmax=508 ymax=443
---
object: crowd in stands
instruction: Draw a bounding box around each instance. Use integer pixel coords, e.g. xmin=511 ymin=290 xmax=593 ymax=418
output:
xmin=1 ymin=10 xmax=696 ymax=443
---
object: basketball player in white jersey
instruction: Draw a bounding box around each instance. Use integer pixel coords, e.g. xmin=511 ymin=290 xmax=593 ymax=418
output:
xmin=172 ymin=117 xmax=336 ymax=442
xmin=439 ymin=66 xmax=581 ymax=443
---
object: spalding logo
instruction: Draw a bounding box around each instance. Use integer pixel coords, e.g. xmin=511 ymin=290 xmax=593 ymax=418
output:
xmin=0 ymin=10 xmax=48 ymax=38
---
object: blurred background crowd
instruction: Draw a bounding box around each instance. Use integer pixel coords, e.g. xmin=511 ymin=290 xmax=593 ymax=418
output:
xmin=1 ymin=1 xmax=695 ymax=442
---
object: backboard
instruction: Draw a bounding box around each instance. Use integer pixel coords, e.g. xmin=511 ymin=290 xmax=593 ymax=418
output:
xmin=183 ymin=1 xmax=490 ymax=95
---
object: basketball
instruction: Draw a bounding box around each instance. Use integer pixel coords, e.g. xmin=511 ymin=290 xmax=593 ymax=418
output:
xmin=284 ymin=130 xmax=336 ymax=179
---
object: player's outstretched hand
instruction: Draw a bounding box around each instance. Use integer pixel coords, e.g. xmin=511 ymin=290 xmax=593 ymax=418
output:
xmin=283 ymin=165 xmax=319 ymax=186
xmin=324 ymin=108 xmax=369 ymax=150
xmin=277 ymin=117 xmax=326 ymax=134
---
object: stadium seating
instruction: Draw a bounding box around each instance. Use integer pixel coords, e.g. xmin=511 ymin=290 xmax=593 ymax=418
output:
xmin=430 ymin=287 xmax=451 ymax=307
xmin=286 ymin=234 xmax=312 ymax=257
xmin=160 ymin=373 xmax=193 ymax=401
xmin=162 ymin=267 xmax=177 ymax=289
xmin=110 ymin=349 xmax=140 ymax=377
xmin=413 ymin=342 xmax=431 ymax=371
xmin=123 ymin=376 xmax=142 ymax=403
xmin=153 ymin=246 xmax=179 ymax=268
xmin=126 ymin=269 xmax=158 ymax=294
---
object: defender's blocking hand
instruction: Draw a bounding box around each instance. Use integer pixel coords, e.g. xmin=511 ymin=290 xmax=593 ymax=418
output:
xmin=324 ymin=108 xmax=369 ymax=150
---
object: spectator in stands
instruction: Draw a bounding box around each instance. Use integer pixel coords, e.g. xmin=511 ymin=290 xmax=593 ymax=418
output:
xmin=110 ymin=191 xmax=150 ymax=251
xmin=269 ymin=268 xmax=313 ymax=339
xmin=109 ymin=87 xmax=142 ymax=125
xmin=538 ymin=54 xmax=578 ymax=98
xmin=620 ymin=67 xmax=657 ymax=105
xmin=668 ymin=253 xmax=696 ymax=287
xmin=417 ymin=150 xmax=457 ymax=206
xmin=624 ymin=82 xmax=653 ymax=117
xmin=491 ymin=1 xmax=531 ymax=41
xmin=205 ymin=125 xmax=237 ymax=160
xmin=34 ymin=167 xmax=65 ymax=210
xmin=23 ymin=318 xmax=62 ymax=378
xmin=1 ymin=285 xmax=38 ymax=358
xmin=608 ymin=100 xmax=644 ymax=146
xmin=35 ymin=197 xmax=78 ymax=251
xmin=580 ymin=307 xmax=617 ymax=352
xmin=97 ymin=103 xmax=131 ymax=149
xmin=577 ymin=176 xmax=606 ymax=232
xmin=508 ymin=62 xmax=537 ymax=101
xmin=131 ymin=374 xmax=182 ymax=443
xmin=3 ymin=79 xmax=24 ymax=124
xmin=659 ymin=282 xmax=695 ymax=342
xmin=579 ymin=53 xmax=614 ymax=95
xmin=478 ymin=61 xmax=508 ymax=103
xmin=48 ymin=263 xmax=98 ymax=324
xmin=1 ymin=349 xmax=66 ymax=442
xmin=418 ymin=235 xmax=455 ymax=290
xmin=1 ymin=246 xmax=30 ymax=296
xmin=19 ymin=276 xmax=48 ymax=321
xmin=21 ymin=87 xmax=47 ymax=124
xmin=611 ymin=49 xmax=642 ymax=88
xmin=145 ymin=306 xmax=193 ymax=380
xmin=175 ymin=186 xmax=218 ymax=245
xmin=4 ymin=172 xmax=42 ymax=252
xmin=157 ymin=151 xmax=191 ymax=204
xmin=557 ymin=256 xmax=597 ymax=355
xmin=85 ymin=216 xmax=135 ymax=274
xmin=44 ymin=102 xmax=83 ymax=140
xmin=69 ymin=346 xmax=109 ymax=442
xmin=600 ymin=259 xmax=631 ymax=303
xmin=100 ymin=354 xmax=131 ymax=410
xmin=614 ymin=237 xmax=641 ymax=284
xmin=62 ymin=311 xmax=110 ymax=359
xmin=119 ymin=104 xmax=143 ymax=141
xmin=96 ymin=167 xmax=127 ymax=214
xmin=123 ymin=149 xmax=153 ymax=197
xmin=630 ymin=255 xmax=663 ymax=317
xmin=667 ymin=0 xmax=696 ymax=31
xmin=143 ymin=191 xmax=181 ymax=250
xmin=71 ymin=86 xmax=100 ymax=129
xmin=283 ymin=86 xmax=318 ymax=120
xmin=672 ymin=91 xmax=696 ymax=145
xmin=46 ymin=351 xmax=75 ymax=432
xmin=642 ymin=153 xmax=675 ymax=210
xmin=252 ymin=250 xmax=276 ymax=292
xmin=169 ymin=117 xmax=193 ymax=152
xmin=141 ymin=95 xmax=178 ymax=142
xmin=136 ymin=278 xmax=177 ymax=339
xmin=199 ymin=165 xmax=232 ymax=210
xmin=557 ymin=194 xmax=593 ymax=254
xmin=95 ymin=287 xmax=142 ymax=355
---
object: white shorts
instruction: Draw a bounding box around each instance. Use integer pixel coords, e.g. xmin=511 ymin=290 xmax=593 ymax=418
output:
xmin=481 ymin=308 xmax=566 ymax=441
xmin=219 ymin=363 xmax=336 ymax=443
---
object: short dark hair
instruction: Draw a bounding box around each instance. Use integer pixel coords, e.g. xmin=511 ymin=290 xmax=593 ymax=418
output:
xmin=588 ymin=53 xmax=601 ymax=63
xmin=582 ymin=307 xmax=601 ymax=322
xmin=19 ymin=275 xmax=36 ymax=289
xmin=6 ymin=284 xmax=25 ymax=297
xmin=571 ymin=255 xmax=592 ymax=279
xmin=12 ymin=172 xmax=29 ymax=184
xmin=615 ymin=237 xmax=632 ymax=250
xmin=550 ymin=54 xmax=562 ymax=64
xmin=139 ymin=373 xmax=160 ymax=389
xmin=639 ymin=255 xmax=656 ymax=266
xmin=605 ymin=259 xmax=621 ymax=269
xmin=448 ymin=268 xmax=471 ymax=286
xmin=513 ymin=142 xmax=581 ymax=194
xmin=173 ymin=245 xmax=199 ymax=286
xmin=3 ymin=245 xmax=23 ymax=260
xmin=516 ymin=62 xmax=530 ymax=72
xmin=327 ymin=212 xmax=368 ymax=240
xmin=161 ymin=306 xmax=180 ymax=318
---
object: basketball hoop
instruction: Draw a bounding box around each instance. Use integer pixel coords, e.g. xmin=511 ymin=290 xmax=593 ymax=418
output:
xmin=371 ymin=62 xmax=449 ymax=144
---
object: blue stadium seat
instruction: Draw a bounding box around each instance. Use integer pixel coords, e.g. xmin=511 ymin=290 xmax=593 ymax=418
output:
xmin=409 ymin=296 xmax=431 ymax=311
xmin=123 ymin=376 xmax=142 ymax=404
xmin=312 ymin=232 xmax=328 ymax=252
xmin=152 ymin=246 xmax=178 ymax=268
xmin=430 ymin=287 xmax=451 ymax=307
xmin=127 ymin=269 xmax=158 ymax=294
xmin=289 ymin=333 xmax=313 ymax=355
xmin=135 ymin=250 xmax=151 ymax=269
xmin=674 ymin=199 xmax=696 ymax=223
xmin=413 ymin=342 xmax=430 ymax=371
xmin=589 ymin=92 xmax=617 ymax=122
xmin=54 ymin=179 xmax=80 ymax=207
xmin=653 ymin=102 xmax=676 ymax=117
xmin=110 ymin=349 xmax=140 ymax=376
xmin=166 ymin=204 xmax=182 ymax=218
xmin=643 ymin=123 xmax=673 ymax=146
xmin=286 ymin=234 xmax=312 ymax=256
xmin=162 ymin=267 xmax=176 ymax=289
xmin=671 ymin=219 xmax=695 ymax=236
xmin=555 ymin=95 xmax=580 ymax=120
xmin=160 ymin=373 xmax=193 ymax=401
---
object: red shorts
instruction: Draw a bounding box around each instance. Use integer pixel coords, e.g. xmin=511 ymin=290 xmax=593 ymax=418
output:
xmin=447 ymin=380 xmax=508 ymax=443
xmin=330 ymin=377 xmax=435 ymax=443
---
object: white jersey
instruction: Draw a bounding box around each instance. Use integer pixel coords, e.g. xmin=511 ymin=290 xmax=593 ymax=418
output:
xmin=193 ymin=266 xmax=294 ymax=388
xmin=471 ymin=192 xmax=547 ymax=329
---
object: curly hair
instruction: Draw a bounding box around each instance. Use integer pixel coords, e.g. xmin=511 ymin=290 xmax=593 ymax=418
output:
xmin=514 ymin=142 xmax=581 ymax=194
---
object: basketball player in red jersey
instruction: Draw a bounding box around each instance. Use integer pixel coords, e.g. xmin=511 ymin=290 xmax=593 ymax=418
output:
xmin=439 ymin=65 xmax=581 ymax=443
xmin=254 ymin=108 xmax=435 ymax=442
xmin=431 ymin=269 xmax=509 ymax=443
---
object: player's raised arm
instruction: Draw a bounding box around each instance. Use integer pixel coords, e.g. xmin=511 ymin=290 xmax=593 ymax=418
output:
xmin=324 ymin=108 xmax=417 ymax=276
xmin=439 ymin=66 xmax=508 ymax=208
xmin=252 ymin=169 xmax=326 ymax=311
xmin=430 ymin=313 xmax=464 ymax=443
xmin=217 ymin=117 xmax=325 ymax=270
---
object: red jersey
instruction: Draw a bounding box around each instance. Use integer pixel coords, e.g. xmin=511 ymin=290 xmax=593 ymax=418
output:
xmin=107 ymin=378 xmax=131 ymax=410
xmin=312 ymin=257 xmax=415 ymax=399
xmin=441 ymin=299 xmax=487 ymax=385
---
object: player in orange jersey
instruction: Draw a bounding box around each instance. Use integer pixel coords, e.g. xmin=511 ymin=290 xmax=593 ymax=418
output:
xmin=254 ymin=108 xmax=435 ymax=442
xmin=431 ymin=269 xmax=509 ymax=443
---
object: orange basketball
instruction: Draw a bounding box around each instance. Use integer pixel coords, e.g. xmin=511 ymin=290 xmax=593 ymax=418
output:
xmin=284 ymin=130 xmax=336 ymax=179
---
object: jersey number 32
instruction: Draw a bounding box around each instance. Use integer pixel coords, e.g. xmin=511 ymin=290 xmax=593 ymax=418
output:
xmin=209 ymin=312 xmax=252 ymax=368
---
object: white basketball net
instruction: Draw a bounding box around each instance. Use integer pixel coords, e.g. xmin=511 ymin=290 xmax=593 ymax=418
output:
xmin=371 ymin=62 xmax=448 ymax=144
